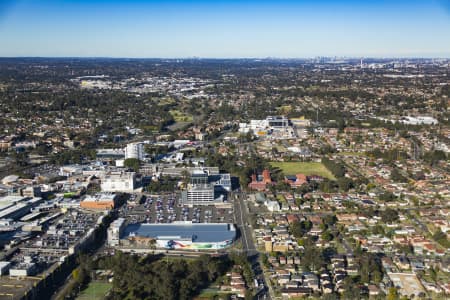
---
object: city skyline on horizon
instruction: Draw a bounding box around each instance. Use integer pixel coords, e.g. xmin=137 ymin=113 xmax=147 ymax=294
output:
xmin=0 ymin=0 xmax=450 ymax=58
xmin=1 ymin=56 xmax=449 ymax=60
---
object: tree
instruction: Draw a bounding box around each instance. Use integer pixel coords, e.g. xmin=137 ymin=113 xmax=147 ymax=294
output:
xmin=372 ymin=225 xmax=385 ymax=236
xmin=34 ymin=143 xmax=52 ymax=155
xmin=429 ymin=266 xmax=439 ymax=283
xmin=180 ymin=169 xmax=190 ymax=186
xmin=319 ymin=180 xmax=338 ymax=193
xmin=373 ymin=269 xmax=383 ymax=283
xmin=290 ymin=220 xmax=312 ymax=238
xmin=323 ymin=293 xmax=339 ymax=300
xmin=380 ymin=208 xmax=399 ymax=224
xmin=322 ymin=214 xmax=337 ymax=227
xmin=337 ymin=177 xmax=354 ymax=191
xmin=387 ymin=287 xmax=399 ymax=300
xmin=423 ymin=150 xmax=447 ymax=166
xmin=357 ymin=252 xmax=383 ymax=284
xmin=366 ymin=183 xmax=376 ymax=190
xmin=322 ymin=157 xmax=346 ymax=178
xmin=106 ymin=252 xmax=230 ymax=300
xmin=300 ymin=238 xmax=324 ymax=271
xmin=379 ymin=191 xmax=396 ymax=202
xmin=124 ymin=158 xmax=141 ymax=172
xmin=12 ymin=151 xmax=29 ymax=167
xmin=396 ymin=244 xmax=414 ymax=255
xmin=432 ymin=230 xmax=450 ymax=248
xmin=321 ymin=230 xmax=333 ymax=241
xmin=391 ymin=168 xmax=407 ymax=183
xmin=342 ymin=277 xmax=360 ymax=300
xmin=72 ymin=268 xmax=81 ymax=283
xmin=274 ymin=180 xmax=291 ymax=192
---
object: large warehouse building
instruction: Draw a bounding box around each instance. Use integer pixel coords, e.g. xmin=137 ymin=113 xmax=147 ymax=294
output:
xmin=109 ymin=221 xmax=236 ymax=250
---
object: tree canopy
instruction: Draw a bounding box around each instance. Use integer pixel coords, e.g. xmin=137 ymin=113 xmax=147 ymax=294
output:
xmin=100 ymin=252 xmax=230 ymax=300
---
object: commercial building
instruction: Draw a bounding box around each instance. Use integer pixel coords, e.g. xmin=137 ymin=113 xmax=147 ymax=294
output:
xmin=0 ymin=140 xmax=12 ymax=151
xmin=9 ymin=257 xmax=37 ymax=277
xmin=21 ymin=186 xmax=42 ymax=198
xmin=101 ymin=171 xmax=136 ymax=192
xmin=0 ymin=196 xmax=43 ymax=221
xmin=182 ymin=184 xmax=215 ymax=205
xmin=208 ymin=173 xmax=232 ymax=192
xmin=180 ymin=169 xmax=229 ymax=205
xmin=159 ymin=166 xmax=219 ymax=177
xmin=80 ymin=193 xmax=118 ymax=210
xmin=125 ymin=143 xmax=144 ymax=160
xmin=172 ymin=140 xmax=191 ymax=149
xmin=119 ymin=222 xmax=236 ymax=250
xmin=266 ymin=115 xmax=290 ymax=128
xmin=398 ymin=116 xmax=438 ymax=125
xmin=291 ymin=117 xmax=311 ymax=127
xmin=9 ymin=263 xmax=37 ymax=276
xmin=107 ymin=218 xmax=126 ymax=246
xmin=238 ymin=116 xmax=295 ymax=139
xmin=59 ymin=165 xmax=85 ymax=177
xmin=0 ymin=261 xmax=11 ymax=275
xmin=96 ymin=148 xmax=125 ymax=160
xmin=1 ymin=175 xmax=19 ymax=185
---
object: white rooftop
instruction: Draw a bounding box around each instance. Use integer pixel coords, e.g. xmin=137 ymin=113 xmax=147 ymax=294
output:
xmin=1 ymin=175 xmax=19 ymax=185
xmin=83 ymin=193 xmax=117 ymax=202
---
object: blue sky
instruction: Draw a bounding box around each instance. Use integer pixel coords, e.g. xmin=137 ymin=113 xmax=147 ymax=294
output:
xmin=0 ymin=0 xmax=449 ymax=58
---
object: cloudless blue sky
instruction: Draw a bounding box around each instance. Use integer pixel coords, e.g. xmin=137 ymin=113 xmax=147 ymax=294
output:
xmin=0 ymin=0 xmax=449 ymax=58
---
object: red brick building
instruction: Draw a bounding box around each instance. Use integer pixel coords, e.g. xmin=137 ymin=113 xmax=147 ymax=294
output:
xmin=248 ymin=169 xmax=273 ymax=191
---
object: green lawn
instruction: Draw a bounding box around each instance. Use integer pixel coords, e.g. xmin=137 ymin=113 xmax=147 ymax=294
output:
xmin=197 ymin=288 xmax=233 ymax=299
xmin=337 ymin=151 xmax=366 ymax=156
xmin=77 ymin=282 xmax=112 ymax=300
xmin=270 ymin=161 xmax=335 ymax=180
xmin=333 ymin=241 xmax=347 ymax=254
xmin=169 ymin=110 xmax=193 ymax=122
xmin=276 ymin=194 xmax=286 ymax=203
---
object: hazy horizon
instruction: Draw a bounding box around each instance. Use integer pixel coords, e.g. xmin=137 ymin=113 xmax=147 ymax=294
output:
xmin=0 ymin=56 xmax=449 ymax=59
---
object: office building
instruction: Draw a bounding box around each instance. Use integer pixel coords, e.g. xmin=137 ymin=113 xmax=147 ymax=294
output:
xmin=125 ymin=143 xmax=144 ymax=160
xmin=180 ymin=169 xmax=229 ymax=205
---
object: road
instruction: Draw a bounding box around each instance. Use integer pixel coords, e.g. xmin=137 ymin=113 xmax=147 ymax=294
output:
xmin=235 ymin=191 xmax=256 ymax=254
xmin=233 ymin=191 xmax=273 ymax=300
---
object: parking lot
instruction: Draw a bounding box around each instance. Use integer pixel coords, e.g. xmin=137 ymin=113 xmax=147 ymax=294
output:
xmin=21 ymin=209 xmax=101 ymax=251
xmin=0 ymin=277 xmax=37 ymax=300
xmin=120 ymin=193 xmax=235 ymax=225
xmin=21 ymin=164 xmax=60 ymax=179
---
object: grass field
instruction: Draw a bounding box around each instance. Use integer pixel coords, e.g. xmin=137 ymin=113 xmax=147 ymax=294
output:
xmin=196 ymin=288 xmax=233 ymax=299
xmin=158 ymin=98 xmax=176 ymax=105
xmin=337 ymin=151 xmax=366 ymax=156
xmin=77 ymin=282 xmax=112 ymax=300
xmin=277 ymin=105 xmax=293 ymax=114
xmin=270 ymin=161 xmax=335 ymax=180
xmin=170 ymin=110 xmax=193 ymax=122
